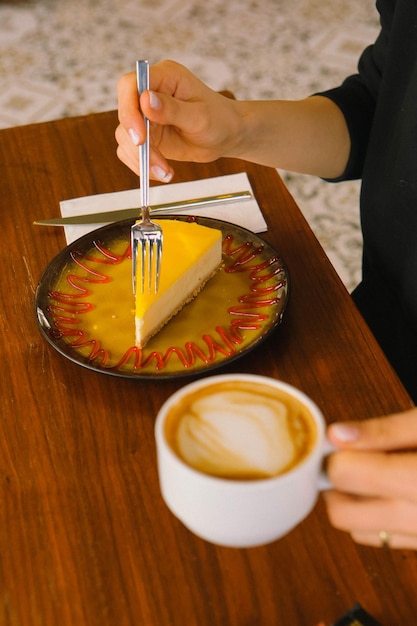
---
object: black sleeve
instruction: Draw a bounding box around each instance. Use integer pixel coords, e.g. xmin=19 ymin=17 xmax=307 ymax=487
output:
xmin=317 ymin=2 xmax=389 ymax=181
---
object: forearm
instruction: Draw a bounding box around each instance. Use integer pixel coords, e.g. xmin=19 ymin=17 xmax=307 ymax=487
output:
xmin=230 ymin=95 xmax=351 ymax=179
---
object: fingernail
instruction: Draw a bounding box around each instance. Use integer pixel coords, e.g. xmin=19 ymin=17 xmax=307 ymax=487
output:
xmin=128 ymin=128 xmax=141 ymax=146
xmin=149 ymin=91 xmax=162 ymax=110
xmin=330 ymin=423 xmax=360 ymax=442
xmin=151 ymin=165 xmax=173 ymax=182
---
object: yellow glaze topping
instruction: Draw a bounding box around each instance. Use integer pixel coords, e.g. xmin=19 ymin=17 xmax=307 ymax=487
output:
xmin=135 ymin=219 xmax=222 ymax=318
xmin=47 ymin=218 xmax=286 ymax=374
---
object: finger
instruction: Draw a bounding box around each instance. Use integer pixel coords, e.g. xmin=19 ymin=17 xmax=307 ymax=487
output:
xmin=327 ymin=449 xmax=417 ymax=501
xmin=141 ymin=89 xmax=210 ymax=143
xmin=323 ymin=490 xmax=417 ymax=536
xmin=351 ymin=529 xmax=417 ymax=550
xmin=149 ymin=59 xmax=206 ymax=99
xmin=115 ymin=125 xmax=140 ymax=175
xmin=115 ymin=123 xmax=173 ymax=182
xmin=117 ymin=72 xmax=146 ymax=145
xmin=116 ymin=145 xmax=139 ymax=176
xmin=148 ymin=145 xmax=174 ymax=182
xmin=327 ymin=407 xmax=417 ymax=451
xmin=139 ymin=59 xmax=207 ymax=133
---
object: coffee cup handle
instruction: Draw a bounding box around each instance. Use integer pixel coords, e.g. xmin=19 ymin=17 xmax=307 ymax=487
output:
xmin=318 ymin=438 xmax=337 ymax=491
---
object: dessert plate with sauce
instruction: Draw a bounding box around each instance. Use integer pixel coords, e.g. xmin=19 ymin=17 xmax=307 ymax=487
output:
xmin=35 ymin=216 xmax=289 ymax=379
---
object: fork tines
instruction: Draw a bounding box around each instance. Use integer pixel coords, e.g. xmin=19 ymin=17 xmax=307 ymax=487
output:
xmin=131 ymin=209 xmax=163 ymax=294
xmin=131 ymin=59 xmax=163 ymax=295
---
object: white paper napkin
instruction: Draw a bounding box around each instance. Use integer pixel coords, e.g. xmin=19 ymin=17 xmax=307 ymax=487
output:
xmin=60 ymin=173 xmax=267 ymax=245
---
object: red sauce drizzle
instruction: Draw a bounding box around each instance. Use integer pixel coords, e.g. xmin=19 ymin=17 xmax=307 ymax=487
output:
xmin=46 ymin=234 xmax=287 ymax=372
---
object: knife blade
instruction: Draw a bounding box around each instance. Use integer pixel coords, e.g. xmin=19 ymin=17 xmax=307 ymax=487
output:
xmin=34 ymin=191 xmax=253 ymax=226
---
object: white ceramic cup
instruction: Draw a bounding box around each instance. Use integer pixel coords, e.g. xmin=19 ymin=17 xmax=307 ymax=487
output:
xmin=155 ymin=374 xmax=332 ymax=548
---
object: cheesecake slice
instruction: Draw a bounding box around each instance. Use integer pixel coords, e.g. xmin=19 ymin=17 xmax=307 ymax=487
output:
xmin=135 ymin=219 xmax=222 ymax=348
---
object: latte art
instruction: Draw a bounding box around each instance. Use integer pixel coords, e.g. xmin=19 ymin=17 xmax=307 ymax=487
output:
xmin=165 ymin=381 xmax=316 ymax=480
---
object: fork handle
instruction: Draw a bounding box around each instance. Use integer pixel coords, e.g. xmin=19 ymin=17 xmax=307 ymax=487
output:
xmin=137 ymin=60 xmax=150 ymax=209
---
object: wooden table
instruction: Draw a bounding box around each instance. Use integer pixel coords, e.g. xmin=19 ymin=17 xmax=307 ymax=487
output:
xmin=0 ymin=110 xmax=415 ymax=626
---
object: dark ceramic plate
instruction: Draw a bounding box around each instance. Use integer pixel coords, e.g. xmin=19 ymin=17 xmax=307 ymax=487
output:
xmin=35 ymin=215 xmax=289 ymax=379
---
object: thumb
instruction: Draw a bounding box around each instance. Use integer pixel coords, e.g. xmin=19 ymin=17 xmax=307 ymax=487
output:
xmin=141 ymin=89 xmax=204 ymax=136
xmin=327 ymin=407 xmax=417 ymax=451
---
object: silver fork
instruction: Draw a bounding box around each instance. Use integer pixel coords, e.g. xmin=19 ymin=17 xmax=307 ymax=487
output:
xmin=131 ymin=60 xmax=163 ymax=295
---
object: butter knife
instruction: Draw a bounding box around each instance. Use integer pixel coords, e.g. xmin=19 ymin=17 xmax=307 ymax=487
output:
xmin=34 ymin=191 xmax=253 ymax=226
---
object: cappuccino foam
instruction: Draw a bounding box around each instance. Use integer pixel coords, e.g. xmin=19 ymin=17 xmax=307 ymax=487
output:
xmin=164 ymin=381 xmax=316 ymax=480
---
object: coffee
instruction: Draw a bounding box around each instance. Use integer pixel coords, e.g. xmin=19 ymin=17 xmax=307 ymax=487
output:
xmin=164 ymin=380 xmax=317 ymax=480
